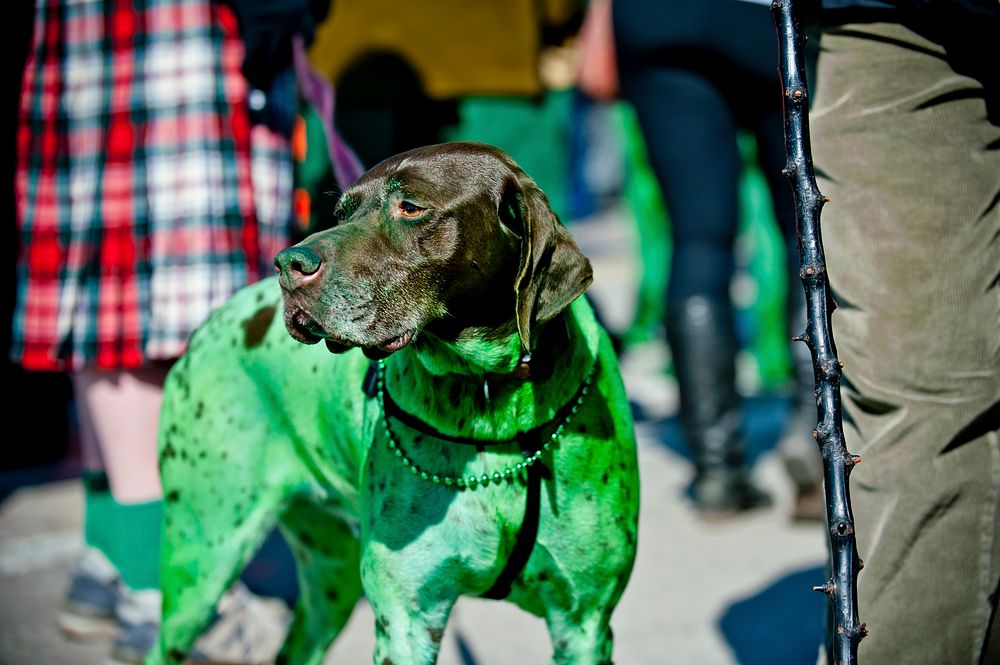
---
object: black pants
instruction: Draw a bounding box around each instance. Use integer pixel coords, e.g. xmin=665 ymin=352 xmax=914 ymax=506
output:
xmin=614 ymin=0 xmax=797 ymax=304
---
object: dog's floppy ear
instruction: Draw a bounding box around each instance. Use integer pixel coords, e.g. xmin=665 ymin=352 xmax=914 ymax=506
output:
xmin=499 ymin=171 xmax=593 ymax=365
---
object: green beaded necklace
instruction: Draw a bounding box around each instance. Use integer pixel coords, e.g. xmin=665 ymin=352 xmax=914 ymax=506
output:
xmin=375 ymin=359 xmax=594 ymax=490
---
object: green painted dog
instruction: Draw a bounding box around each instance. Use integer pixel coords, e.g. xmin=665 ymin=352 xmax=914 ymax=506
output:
xmin=151 ymin=143 xmax=639 ymax=665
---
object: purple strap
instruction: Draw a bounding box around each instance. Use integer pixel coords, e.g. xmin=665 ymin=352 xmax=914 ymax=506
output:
xmin=292 ymin=36 xmax=365 ymax=188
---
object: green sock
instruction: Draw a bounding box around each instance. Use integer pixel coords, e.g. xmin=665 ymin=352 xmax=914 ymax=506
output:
xmin=82 ymin=471 xmax=118 ymax=563
xmin=109 ymin=498 xmax=163 ymax=591
xmin=82 ymin=472 xmax=163 ymax=591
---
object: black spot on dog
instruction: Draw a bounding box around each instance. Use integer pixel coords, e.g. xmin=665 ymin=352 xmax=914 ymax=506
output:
xmin=428 ymin=627 xmax=444 ymax=644
xmin=449 ymin=382 xmax=461 ymax=404
xmin=601 ymin=472 xmax=608 ymax=484
xmin=166 ymin=490 xmax=180 ymax=503
xmin=382 ymin=659 xmax=395 ymax=665
xmin=275 ymin=655 xmax=289 ymax=665
xmin=538 ymin=571 xmax=549 ymax=582
xmin=162 ymin=443 xmax=177 ymax=459
xmin=457 ymin=417 xmax=466 ymax=429
xmin=221 ymin=451 xmax=228 ymax=460
xmin=299 ymin=531 xmax=316 ymax=548
xmin=194 ymin=402 xmax=204 ymax=419
xmin=242 ymin=306 xmax=276 ymax=349
xmin=325 ymin=588 xmax=339 ymax=601
xmin=167 ymin=648 xmax=186 ymax=663
xmin=579 ymin=424 xmax=589 ymax=434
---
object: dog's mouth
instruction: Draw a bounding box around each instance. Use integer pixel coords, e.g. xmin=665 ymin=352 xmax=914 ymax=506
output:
xmin=286 ymin=304 xmax=416 ymax=357
xmin=356 ymin=329 xmax=416 ymax=360
xmin=286 ymin=306 xmax=326 ymax=345
xmin=326 ymin=329 xmax=415 ymax=359
xmin=379 ymin=330 xmax=415 ymax=352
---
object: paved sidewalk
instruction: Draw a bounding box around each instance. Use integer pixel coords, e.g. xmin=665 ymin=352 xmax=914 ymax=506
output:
xmin=0 ymin=209 xmax=830 ymax=665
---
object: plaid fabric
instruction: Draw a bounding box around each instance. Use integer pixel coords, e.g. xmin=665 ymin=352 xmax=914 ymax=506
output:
xmin=14 ymin=0 xmax=292 ymax=370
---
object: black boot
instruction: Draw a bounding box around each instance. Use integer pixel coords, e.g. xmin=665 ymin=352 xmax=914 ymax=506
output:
xmin=668 ymin=296 xmax=772 ymax=517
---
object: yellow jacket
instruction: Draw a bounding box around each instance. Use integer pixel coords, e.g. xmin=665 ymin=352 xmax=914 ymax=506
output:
xmin=308 ymin=0 xmax=580 ymax=99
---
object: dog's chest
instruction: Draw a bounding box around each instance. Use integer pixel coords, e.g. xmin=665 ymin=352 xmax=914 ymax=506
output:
xmin=360 ymin=426 xmax=532 ymax=580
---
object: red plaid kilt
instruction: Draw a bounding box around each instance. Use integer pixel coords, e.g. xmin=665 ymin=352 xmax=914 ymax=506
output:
xmin=14 ymin=0 xmax=292 ymax=370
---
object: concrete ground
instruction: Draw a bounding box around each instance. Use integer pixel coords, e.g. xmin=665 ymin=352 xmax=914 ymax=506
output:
xmin=0 ymin=208 xmax=830 ymax=665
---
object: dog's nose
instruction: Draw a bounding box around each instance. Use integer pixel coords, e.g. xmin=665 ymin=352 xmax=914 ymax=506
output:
xmin=274 ymin=246 xmax=323 ymax=289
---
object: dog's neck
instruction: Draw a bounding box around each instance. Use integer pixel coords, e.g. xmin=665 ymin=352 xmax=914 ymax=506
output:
xmin=382 ymin=298 xmax=600 ymax=442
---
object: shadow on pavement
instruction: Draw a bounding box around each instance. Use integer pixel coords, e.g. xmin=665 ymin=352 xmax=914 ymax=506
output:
xmin=719 ymin=564 xmax=827 ymax=665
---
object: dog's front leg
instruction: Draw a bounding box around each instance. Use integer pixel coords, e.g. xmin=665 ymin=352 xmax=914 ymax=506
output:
xmin=545 ymin=611 xmax=616 ymax=665
xmin=360 ymin=537 xmax=458 ymax=665
xmin=364 ymin=575 xmax=455 ymax=665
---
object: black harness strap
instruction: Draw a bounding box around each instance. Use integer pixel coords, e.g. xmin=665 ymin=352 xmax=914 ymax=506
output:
xmin=481 ymin=430 xmax=548 ymax=600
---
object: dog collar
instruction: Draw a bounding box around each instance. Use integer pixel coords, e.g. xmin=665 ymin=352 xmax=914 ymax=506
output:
xmin=498 ymin=312 xmax=571 ymax=383
xmin=369 ymin=359 xmax=594 ymax=483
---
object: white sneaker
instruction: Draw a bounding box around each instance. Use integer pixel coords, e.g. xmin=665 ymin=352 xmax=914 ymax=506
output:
xmin=190 ymin=582 xmax=292 ymax=664
xmin=109 ymin=587 xmax=161 ymax=664
xmin=57 ymin=547 xmax=122 ymax=641
xmin=109 ymin=582 xmax=292 ymax=665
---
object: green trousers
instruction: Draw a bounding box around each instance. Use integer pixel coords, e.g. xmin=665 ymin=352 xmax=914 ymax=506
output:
xmin=811 ymin=17 xmax=1000 ymax=665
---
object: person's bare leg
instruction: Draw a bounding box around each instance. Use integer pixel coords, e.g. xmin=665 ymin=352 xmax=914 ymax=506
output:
xmin=73 ymin=366 xmax=168 ymax=503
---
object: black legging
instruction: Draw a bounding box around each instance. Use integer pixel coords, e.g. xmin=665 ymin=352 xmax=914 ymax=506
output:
xmin=614 ymin=0 xmax=798 ymax=304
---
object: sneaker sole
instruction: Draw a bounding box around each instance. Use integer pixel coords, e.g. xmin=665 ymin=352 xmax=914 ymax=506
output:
xmin=57 ymin=610 xmax=119 ymax=642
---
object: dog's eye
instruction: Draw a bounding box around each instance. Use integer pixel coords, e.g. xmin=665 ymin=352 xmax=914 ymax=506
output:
xmin=397 ymin=201 xmax=427 ymax=219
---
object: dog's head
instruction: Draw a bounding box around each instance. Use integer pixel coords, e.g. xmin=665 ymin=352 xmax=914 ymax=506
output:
xmin=274 ymin=142 xmax=592 ymax=362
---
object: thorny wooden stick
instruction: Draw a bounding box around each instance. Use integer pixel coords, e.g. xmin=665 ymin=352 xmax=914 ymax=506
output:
xmin=770 ymin=1 xmax=866 ymax=663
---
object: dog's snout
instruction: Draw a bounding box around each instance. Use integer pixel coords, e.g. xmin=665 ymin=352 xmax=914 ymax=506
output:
xmin=275 ymin=246 xmax=323 ymax=289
